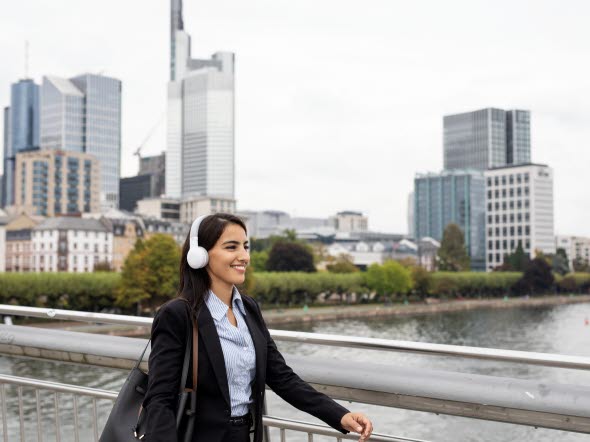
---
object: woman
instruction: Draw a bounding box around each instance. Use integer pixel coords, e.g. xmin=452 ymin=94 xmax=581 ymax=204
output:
xmin=142 ymin=213 xmax=373 ymax=442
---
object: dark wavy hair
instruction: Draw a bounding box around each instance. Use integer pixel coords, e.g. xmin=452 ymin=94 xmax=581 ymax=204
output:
xmin=177 ymin=213 xmax=247 ymax=319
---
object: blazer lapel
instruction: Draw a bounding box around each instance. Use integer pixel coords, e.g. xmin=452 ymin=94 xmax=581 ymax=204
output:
xmin=243 ymin=299 xmax=267 ymax=396
xmin=197 ymin=305 xmax=231 ymax=408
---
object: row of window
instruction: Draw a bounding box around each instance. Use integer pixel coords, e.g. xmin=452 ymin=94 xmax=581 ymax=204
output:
xmin=487 ymin=187 xmax=529 ymax=199
xmin=488 ymin=225 xmax=531 ymax=237
xmin=489 ymin=239 xmax=531 ymax=251
xmin=488 ymin=200 xmax=530 ymax=211
xmin=488 ymin=213 xmax=530 ymax=224
xmin=487 ymin=173 xmax=530 ymax=187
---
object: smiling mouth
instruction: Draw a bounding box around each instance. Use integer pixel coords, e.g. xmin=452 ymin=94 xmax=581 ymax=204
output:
xmin=231 ymin=265 xmax=247 ymax=271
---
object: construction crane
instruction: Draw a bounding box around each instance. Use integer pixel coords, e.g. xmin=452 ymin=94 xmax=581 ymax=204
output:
xmin=133 ymin=113 xmax=165 ymax=161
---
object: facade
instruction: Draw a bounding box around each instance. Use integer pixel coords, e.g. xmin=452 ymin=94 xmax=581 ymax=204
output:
xmin=414 ymin=170 xmax=486 ymax=270
xmin=136 ymin=197 xmax=180 ymax=222
xmin=484 ymin=164 xmax=554 ymax=270
xmin=119 ymin=174 xmax=160 ymax=212
xmin=40 ymin=74 xmax=122 ymax=209
xmin=32 ymin=217 xmax=112 ymax=272
xmin=100 ymin=216 xmax=144 ymax=272
xmin=180 ymin=195 xmax=236 ymax=224
xmin=555 ymin=235 xmax=590 ymax=270
xmin=0 ymin=214 xmax=7 ymax=272
xmin=330 ymin=211 xmax=369 ymax=233
xmin=443 ymin=108 xmax=531 ymax=171
xmin=5 ymin=214 xmax=41 ymax=272
xmin=166 ymin=0 xmax=235 ymax=199
xmin=2 ymin=79 xmax=40 ymax=207
xmin=139 ymin=153 xmax=166 ymax=196
xmin=407 ymin=192 xmax=414 ymax=238
xmin=13 ymin=150 xmax=100 ymax=216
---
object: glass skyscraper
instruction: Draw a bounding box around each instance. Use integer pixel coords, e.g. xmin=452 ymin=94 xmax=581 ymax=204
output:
xmin=2 ymin=79 xmax=40 ymax=207
xmin=443 ymin=108 xmax=531 ymax=171
xmin=166 ymin=0 xmax=235 ymax=199
xmin=414 ymin=170 xmax=486 ymax=270
xmin=40 ymin=74 xmax=122 ymax=209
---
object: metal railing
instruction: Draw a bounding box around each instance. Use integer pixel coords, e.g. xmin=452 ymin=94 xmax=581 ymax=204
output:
xmin=0 ymin=374 xmax=420 ymax=442
xmin=2 ymin=304 xmax=590 ymax=370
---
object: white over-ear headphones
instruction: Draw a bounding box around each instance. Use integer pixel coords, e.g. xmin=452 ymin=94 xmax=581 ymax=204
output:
xmin=187 ymin=215 xmax=209 ymax=269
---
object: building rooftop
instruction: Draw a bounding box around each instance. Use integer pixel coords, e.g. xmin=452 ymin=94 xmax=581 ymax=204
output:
xmin=486 ymin=162 xmax=549 ymax=171
xmin=34 ymin=217 xmax=109 ymax=232
xmin=45 ymin=76 xmax=84 ymax=97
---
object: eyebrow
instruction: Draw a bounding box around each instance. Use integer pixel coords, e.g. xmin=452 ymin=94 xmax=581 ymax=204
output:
xmin=222 ymin=240 xmax=249 ymax=245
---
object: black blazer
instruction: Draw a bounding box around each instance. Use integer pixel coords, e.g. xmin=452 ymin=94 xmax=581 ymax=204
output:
xmin=142 ymin=296 xmax=349 ymax=441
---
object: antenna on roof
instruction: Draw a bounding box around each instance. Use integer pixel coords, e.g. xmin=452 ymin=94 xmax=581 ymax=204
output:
xmin=24 ymin=40 xmax=29 ymax=78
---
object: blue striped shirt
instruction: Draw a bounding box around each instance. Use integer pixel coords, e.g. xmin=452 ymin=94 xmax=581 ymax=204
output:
xmin=205 ymin=288 xmax=256 ymax=417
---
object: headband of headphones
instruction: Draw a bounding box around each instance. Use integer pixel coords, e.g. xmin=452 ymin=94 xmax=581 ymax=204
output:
xmin=187 ymin=215 xmax=209 ymax=269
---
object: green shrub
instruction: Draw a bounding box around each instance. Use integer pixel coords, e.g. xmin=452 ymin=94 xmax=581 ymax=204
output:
xmin=0 ymin=273 xmax=120 ymax=310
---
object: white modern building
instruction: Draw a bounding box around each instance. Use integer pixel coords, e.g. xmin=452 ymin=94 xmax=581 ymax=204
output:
xmin=166 ymin=0 xmax=235 ymax=199
xmin=40 ymin=74 xmax=122 ymax=209
xmin=136 ymin=197 xmax=180 ymax=223
xmin=180 ymin=195 xmax=236 ymax=224
xmin=555 ymin=235 xmax=590 ymax=270
xmin=32 ymin=217 xmax=113 ymax=272
xmin=329 ymin=211 xmax=369 ymax=233
xmin=484 ymin=164 xmax=555 ymax=271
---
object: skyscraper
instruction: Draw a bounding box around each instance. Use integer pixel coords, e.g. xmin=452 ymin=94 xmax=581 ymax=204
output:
xmin=40 ymin=74 xmax=122 ymax=209
xmin=443 ymin=108 xmax=531 ymax=171
xmin=166 ymin=0 xmax=235 ymax=199
xmin=414 ymin=170 xmax=486 ymax=270
xmin=2 ymin=79 xmax=40 ymax=207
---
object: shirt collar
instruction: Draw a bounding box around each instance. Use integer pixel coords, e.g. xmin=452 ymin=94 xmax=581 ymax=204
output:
xmin=206 ymin=287 xmax=246 ymax=321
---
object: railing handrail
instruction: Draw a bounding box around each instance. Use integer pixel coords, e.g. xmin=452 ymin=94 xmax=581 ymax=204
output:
xmin=0 ymin=373 xmax=425 ymax=442
xmin=2 ymin=304 xmax=590 ymax=370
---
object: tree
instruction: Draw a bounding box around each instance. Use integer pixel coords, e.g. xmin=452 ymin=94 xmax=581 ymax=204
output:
xmin=266 ymin=241 xmax=316 ymax=272
xmin=411 ymin=266 xmax=432 ymax=297
xmin=551 ymin=248 xmax=570 ymax=276
xmin=437 ymin=224 xmax=470 ymax=271
xmin=116 ymin=234 xmax=181 ymax=311
xmin=496 ymin=243 xmax=530 ymax=272
xmin=326 ymin=254 xmax=359 ymax=273
xmin=573 ymin=257 xmax=590 ymax=273
xmin=249 ymin=250 xmax=269 ymax=272
xmin=513 ymin=257 xmax=554 ymax=295
xmin=364 ymin=260 xmax=413 ymax=299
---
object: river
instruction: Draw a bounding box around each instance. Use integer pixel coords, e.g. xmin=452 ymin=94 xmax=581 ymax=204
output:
xmin=1 ymin=302 xmax=590 ymax=441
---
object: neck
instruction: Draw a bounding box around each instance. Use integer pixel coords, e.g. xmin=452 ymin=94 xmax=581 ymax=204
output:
xmin=210 ymin=280 xmax=234 ymax=307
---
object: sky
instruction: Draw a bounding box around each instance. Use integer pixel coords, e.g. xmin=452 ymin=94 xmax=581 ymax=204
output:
xmin=1 ymin=0 xmax=589 ymax=235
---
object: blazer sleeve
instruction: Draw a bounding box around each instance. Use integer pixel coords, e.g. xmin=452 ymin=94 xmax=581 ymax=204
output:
xmin=141 ymin=301 xmax=188 ymax=441
xmin=251 ymin=300 xmax=350 ymax=433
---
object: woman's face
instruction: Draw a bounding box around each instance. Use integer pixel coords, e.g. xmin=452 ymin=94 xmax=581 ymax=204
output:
xmin=206 ymin=223 xmax=250 ymax=288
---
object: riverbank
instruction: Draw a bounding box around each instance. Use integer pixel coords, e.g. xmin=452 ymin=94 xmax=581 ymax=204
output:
xmin=260 ymin=294 xmax=590 ymax=326
xmin=21 ymin=294 xmax=590 ymax=336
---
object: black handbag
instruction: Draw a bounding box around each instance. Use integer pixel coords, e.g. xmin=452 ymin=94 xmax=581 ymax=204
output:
xmin=99 ymin=307 xmax=198 ymax=441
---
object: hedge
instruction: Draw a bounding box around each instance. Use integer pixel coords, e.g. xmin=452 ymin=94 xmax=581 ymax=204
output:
xmin=0 ymin=272 xmax=120 ymax=311
xmin=0 ymin=271 xmax=589 ymax=311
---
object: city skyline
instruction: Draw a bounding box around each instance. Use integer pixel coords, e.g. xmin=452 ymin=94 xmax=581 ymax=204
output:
xmin=1 ymin=0 xmax=590 ymax=234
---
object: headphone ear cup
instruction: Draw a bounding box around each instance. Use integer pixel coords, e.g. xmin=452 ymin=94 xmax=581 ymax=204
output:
xmin=187 ymin=246 xmax=209 ymax=269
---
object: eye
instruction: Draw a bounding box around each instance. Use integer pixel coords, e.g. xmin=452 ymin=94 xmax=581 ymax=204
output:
xmin=244 ymin=245 xmax=250 ymax=250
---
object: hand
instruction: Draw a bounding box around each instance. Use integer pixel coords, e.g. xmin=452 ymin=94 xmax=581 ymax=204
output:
xmin=340 ymin=412 xmax=373 ymax=441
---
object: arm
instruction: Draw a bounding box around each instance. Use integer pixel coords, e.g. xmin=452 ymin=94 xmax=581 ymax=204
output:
xmin=252 ymin=302 xmax=349 ymax=433
xmin=142 ymin=301 xmax=188 ymax=441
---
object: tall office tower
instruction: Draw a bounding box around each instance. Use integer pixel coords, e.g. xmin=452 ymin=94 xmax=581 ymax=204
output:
xmin=40 ymin=74 xmax=122 ymax=209
xmin=14 ymin=149 xmax=100 ymax=216
xmin=414 ymin=170 xmax=486 ymax=270
xmin=484 ymin=164 xmax=554 ymax=271
xmin=2 ymin=79 xmax=40 ymax=207
xmin=166 ymin=0 xmax=235 ymax=199
xmin=443 ymin=108 xmax=531 ymax=171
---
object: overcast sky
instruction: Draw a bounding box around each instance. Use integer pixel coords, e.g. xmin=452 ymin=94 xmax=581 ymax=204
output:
xmin=2 ymin=0 xmax=589 ymax=234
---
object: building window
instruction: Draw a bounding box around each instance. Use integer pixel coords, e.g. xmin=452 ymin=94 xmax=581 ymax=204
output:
xmin=488 ymin=241 xmax=493 ymax=250
xmin=501 ymin=176 xmax=506 ymax=185
xmin=494 ymin=176 xmax=499 ymax=186
xmin=488 ymin=190 xmax=492 ymax=199
xmin=488 ymin=215 xmax=492 ymax=223
xmin=509 ymin=175 xmax=514 ymax=184
xmin=525 ymin=225 xmax=530 ymax=235
xmin=502 ymin=189 xmax=506 ymax=198
xmin=517 ymin=226 xmax=522 ymax=235
xmin=510 ymin=226 xmax=515 ymax=236
xmin=495 ymin=215 xmax=500 ymax=223
xmin=525 ymin=200 xmax=530 ymax=208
